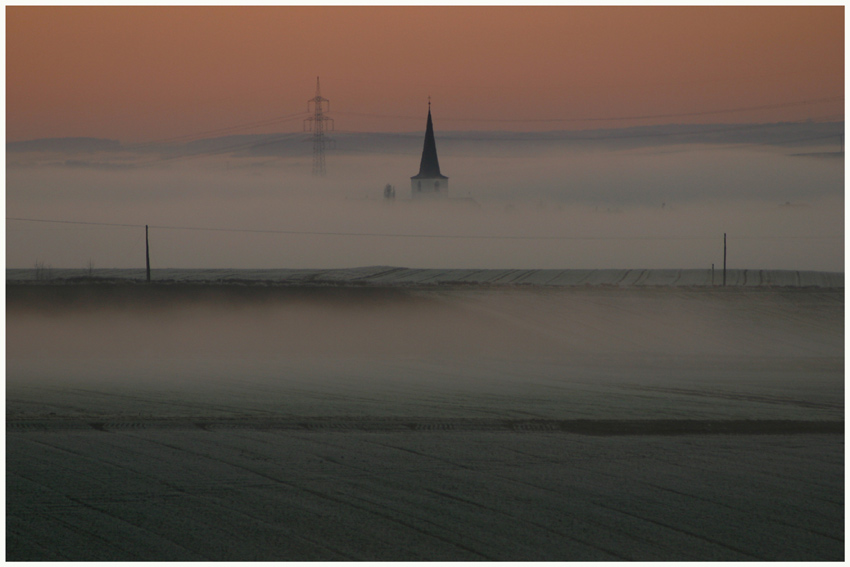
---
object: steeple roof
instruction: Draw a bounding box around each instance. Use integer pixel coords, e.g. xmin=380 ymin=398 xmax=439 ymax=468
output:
xmin=412 ymin=108 xmax=448 ymax=180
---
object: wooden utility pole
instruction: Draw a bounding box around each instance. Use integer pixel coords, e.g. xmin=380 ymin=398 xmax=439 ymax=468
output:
xmin=145 ymin=225 xmax=151 ymax=282
xmin=723 ymin=233 xmax=727 ymax=287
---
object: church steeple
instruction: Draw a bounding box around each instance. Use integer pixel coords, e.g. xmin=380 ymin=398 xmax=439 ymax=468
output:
xmin=413 ymin=107 xmax=447 ymax=180
xmin=411 ymin=101 xmax=449 ymax=199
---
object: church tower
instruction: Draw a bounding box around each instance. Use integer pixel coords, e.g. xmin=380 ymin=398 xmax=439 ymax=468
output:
xmin=411 ymin=102 xmax=449 ymax=199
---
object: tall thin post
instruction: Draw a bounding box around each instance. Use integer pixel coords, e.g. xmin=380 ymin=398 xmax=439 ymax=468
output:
xmin=722 ymin=233 xmax=727 ymax=287
xmin=145 ymin=225 xmax=151 ymax=283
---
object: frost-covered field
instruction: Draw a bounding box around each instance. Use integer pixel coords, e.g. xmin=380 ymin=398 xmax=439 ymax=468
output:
xmin=6 ymin=276 xmax=844 ymax=560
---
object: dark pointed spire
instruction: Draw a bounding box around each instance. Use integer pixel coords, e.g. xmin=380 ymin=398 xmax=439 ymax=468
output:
xmin=412 ymin=106 xmax=448 ymax=180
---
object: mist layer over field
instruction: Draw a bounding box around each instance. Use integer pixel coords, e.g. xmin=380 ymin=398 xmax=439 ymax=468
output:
xmin=6 ymin=132 xmax=844 ymax=271
xmin=7 ymin=286 xmax=842 ymax=422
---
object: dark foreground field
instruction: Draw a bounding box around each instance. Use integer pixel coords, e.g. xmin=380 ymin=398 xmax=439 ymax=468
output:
xmin=7 ymin=425 xmax=842 ymax=561
xmin=6 ymin=278 xmax=844 ymax=561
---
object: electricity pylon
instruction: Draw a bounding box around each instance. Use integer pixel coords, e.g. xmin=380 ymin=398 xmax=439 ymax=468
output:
xmin=304 ymin=77 xmax=334 ymax=176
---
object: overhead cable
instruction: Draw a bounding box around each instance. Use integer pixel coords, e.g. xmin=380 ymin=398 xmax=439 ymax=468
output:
xmin=6 ymin=217 xmax=841 ymax=241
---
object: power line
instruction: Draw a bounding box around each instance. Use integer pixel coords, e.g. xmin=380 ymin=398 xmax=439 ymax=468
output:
xmin=126 ymin=111 xmax=310 ymax=149
xmin=6 ymin=217 xmax=841 ymax=241
xmin=332 ymin=95 xmax=843 ymax=124
xmin=143 ymin=131 xmax=306 ymax=164
xmin=330 ymin=119 xmax=842 ymax=150
xmin=7 ymin=218 xmax=143 ymax=229
xmin=441 ymin=121 xmax=825 ymax=143
xmin=329 ymin=66 xmax=840 ymax=96
xmin=121 ymin=119 xmax=847 ymax=164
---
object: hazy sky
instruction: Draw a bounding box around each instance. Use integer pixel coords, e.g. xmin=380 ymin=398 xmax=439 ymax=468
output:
xmin=6 ymin=5 xmax=844 ymax=142
xmin=5 ymin=5 xmax=844 ymax=272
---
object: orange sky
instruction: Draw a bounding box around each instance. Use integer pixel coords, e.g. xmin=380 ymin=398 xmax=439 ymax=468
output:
xmin=6 ymin=6 xmax=844 ymax=142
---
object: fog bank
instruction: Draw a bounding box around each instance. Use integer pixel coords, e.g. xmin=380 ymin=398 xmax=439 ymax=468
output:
xmin=6 ymin=130 xmax=843 ymax=271
xmin=7 ymin=286 xmax=843 ymax=421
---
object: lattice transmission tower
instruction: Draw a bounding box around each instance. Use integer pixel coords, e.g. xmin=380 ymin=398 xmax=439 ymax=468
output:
xmin=304 ymin=77 xmax=334 ymax=176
